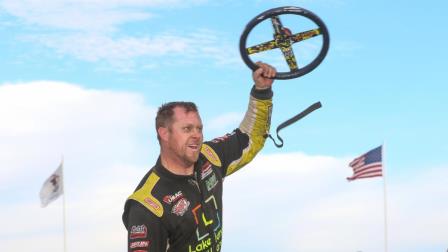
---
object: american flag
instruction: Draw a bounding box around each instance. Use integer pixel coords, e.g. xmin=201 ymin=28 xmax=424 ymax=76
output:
xmin=347 ymin=145 xmax=383 ymax=181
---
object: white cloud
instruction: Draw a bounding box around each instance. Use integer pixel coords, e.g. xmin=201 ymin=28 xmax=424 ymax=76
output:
xmin=1 ymin=0 xmax=241 ymax=71
xmin=0 ymin=81 xmax=156 ymax=252
xmin=388 ymin=167 xmax=448 ymax=251
xmin=26 ymin=33 xmax=190 ymax=61
xmin=223 ymin=153 xmax=448 ymax=252
xmin=206 ymin=112 xmax=243 ymax=134
xmin=0 ymin=163 xmax=143 ymax=252
xmin=20 ymin=29 xmax=240 ymax=71
xmin=1 ymin=0 xmax=207 ymax=31
xmin=0 ymin=81 xmax=155 ymax=189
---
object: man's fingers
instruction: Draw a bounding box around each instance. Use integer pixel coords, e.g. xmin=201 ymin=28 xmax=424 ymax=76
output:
xmin=254 ymin=66 xmax=264 ymax=77
xmin=265 ymin=66 xmax=276 ymax=78
xmin=255 ymin=61 xmax=276 ymax=78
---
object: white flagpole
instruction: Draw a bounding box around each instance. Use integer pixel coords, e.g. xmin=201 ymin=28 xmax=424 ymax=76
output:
xmin=61 ymin=156 xmax=67 ymax=252
xmin=382 ymin=144 xmax=389 ymax=252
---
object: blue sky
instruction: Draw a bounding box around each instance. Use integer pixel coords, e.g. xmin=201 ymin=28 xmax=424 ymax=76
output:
xmin=0 ymin=0 xmax=447 ymax=252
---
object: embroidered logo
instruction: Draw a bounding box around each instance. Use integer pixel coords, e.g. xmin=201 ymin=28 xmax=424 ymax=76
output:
xmin=144 ymin=197 xmax=161 ymax=211
xmin=205 ymin=173 xmax=218 ymax=191
xmin=171 ymin=198 xmax=190 ymax=216
xmin=130 ymin=225 xmax=147 ymax=239
xmin=163 ymin=191 xmax=183 ymax=205
xmin=201 ymin=162 xmax=213 ymax=179
xmin=130 ymin=240 xmax=150 ymax=249
xmin=211 ymin=132 xmax=234 ymax=143
xmin=201 ymin=144 xmax=222 ymax=167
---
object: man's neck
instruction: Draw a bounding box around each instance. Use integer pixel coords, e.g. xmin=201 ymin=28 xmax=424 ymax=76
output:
xmin=160 ymin=153 xmax=194 ymax=176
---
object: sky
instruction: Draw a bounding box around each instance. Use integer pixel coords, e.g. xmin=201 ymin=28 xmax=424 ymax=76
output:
xmin=0 ymin=0 xmax=447 ymax=251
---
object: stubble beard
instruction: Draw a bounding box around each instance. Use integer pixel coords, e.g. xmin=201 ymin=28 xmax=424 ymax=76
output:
xmin=183 ymin=145 xmax=201 ymax=166
xmin=168 ymin=142 xmax=201 ymax=169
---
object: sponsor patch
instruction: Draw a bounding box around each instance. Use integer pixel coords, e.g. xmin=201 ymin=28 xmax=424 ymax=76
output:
xmin=163 ymin=191 xmax=183 ymax=205
xmin=130 ymin=225 xmax=147 ymax=239
xmin=205 ymin=173 xmax=218 ymax=191
xmin=144 ymin=197 xmax=161 ymax=211
xmin=130 ymin=240 xmax=150 ymax=249
xmin=171 ymin=198 xmax=190 ymax=216
xmin=201 ymin=162 xmax=213 ymax=179
xmin=201 ymin=144 xmax=222 ymax=167
xmin=211 ymin=132 xmax=234 ymax=143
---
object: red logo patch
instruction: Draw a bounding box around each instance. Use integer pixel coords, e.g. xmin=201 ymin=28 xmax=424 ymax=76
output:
xmin=201 ymin=162 xmax=213 ymax=179
xmin=130 ymin=225 xmax=147 ymax=239
xmin=171 ymin=198 xmax=190 ymax=216
xmin=144 ymin=197 xmax=161 ymax=210
xmin=130 ymin=240 xmax=150 ymax=249
xmin=163 ymin=191 xmax=183 ymax=205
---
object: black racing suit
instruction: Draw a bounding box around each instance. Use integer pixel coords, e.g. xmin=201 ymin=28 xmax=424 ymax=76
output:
xmin=122 ymin=86 xmax=273 ymax=252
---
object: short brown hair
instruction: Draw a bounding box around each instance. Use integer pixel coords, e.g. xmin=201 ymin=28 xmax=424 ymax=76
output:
xmin=156 ymin=102 xmax=198 ymax=141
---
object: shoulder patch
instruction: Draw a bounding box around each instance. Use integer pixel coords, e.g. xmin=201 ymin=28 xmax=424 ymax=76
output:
xmin=201 ymin=144 xmax=222 ymax=167
xmin=128 ymin=173 xmax=164 ymax=217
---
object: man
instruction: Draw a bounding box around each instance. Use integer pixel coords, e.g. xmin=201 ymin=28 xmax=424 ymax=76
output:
xmin=122 ymin=62 xmax=276 ymax=252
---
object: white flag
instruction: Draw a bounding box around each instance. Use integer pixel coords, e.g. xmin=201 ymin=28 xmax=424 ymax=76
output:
xmin=39 ymin=161 xmax=64 ymax=207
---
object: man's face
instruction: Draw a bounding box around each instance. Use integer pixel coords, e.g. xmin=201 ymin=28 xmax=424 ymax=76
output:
xmin=165 ymin=107 xmax=203 ymax=167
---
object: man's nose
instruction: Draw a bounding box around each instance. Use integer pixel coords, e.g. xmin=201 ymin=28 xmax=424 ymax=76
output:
xmin=191 ymin=128 xmax=202 ymax=139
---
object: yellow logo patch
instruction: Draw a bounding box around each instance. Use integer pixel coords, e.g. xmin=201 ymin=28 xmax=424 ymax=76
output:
xmin=201 ymin=144 xmax=222 ymax=167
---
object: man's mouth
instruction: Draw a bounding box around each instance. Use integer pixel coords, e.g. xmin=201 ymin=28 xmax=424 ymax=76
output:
xmin=188 ymin=144 xmax=200 ymax=151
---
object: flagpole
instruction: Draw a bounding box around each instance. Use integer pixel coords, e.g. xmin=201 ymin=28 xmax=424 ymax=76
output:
xmin=61 ymin=156 xmax=67 ymax=252
xmin=382 ymin=143 xmax=389 ymax=252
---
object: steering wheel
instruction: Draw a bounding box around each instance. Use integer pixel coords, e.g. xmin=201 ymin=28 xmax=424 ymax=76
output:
xmin=240 ymin=6 xmax=330 ymax=80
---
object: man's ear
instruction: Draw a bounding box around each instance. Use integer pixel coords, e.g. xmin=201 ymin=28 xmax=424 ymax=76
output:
xmin=158 ymin=127 xmax=169 ymax=142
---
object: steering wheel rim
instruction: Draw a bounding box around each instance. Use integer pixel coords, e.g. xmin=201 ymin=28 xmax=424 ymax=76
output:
xmin=240 ymin=6 xmax=330 ymax=80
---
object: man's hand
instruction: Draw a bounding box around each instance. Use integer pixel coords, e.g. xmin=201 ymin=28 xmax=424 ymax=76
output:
xmin=252 ymin=61 xmax=277 ymax=90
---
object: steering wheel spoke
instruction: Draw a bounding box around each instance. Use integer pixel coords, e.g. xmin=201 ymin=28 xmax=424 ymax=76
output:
xmin=247 ymin=40 xmax=278 ymax=55
xmin=279 ymin=45 xmax=299 ymax=71
xmin=270 ymin=16 xmax=284 ymax=34
xmin=290 ymin=28 xmax=322 ymax=44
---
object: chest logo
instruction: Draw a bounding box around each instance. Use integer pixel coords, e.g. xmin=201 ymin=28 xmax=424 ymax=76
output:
xmin=163 ymin=191 xmax=184 ymax=205
xmin=201 ymin=162 xmax=213 ymax=179
xmin=205 ymin=174 xmax=218 ymax=191
xmin=171 ymin=198 xmax=190 ymax=216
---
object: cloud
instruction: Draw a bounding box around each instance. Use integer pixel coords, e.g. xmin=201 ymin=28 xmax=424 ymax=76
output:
xmin=0 ymin=81 xmax=155 ymax=189
xmin=223 ymin=153 xmax=448 ymax=252
xmin=2 ymin=0 xmax=241 ymax=71
xmin=0 ymin=80 xmax=156 ymax=252
xmin=0 ymin=163 xmax=143 ymax=252
xmin=206 ymin=112 xmax=243 ymax=134
xmin=388 ymin=167 xmax=448 ymax=251
xmin=22 ymin=29 xmax=240 ymax=70
xmin=25 ymin=33 xmax=190 ymax=61
xmin=1 ymin=0 xmax=207 ymax=31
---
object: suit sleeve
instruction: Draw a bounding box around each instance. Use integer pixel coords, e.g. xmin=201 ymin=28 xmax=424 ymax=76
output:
xmin=125 ymin=202 xmax=169 ymax=252
xmin=202 ymin=86 xmax=272 ymax=177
